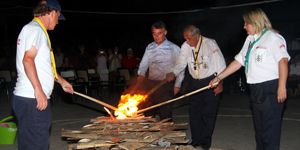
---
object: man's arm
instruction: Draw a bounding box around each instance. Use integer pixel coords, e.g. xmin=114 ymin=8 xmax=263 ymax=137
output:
xmin=56 ymin=75 xmax=73 ymax=94
xmin=209 ymin=40 xmax=226 ymax=95
xmin=23 ymin=46 xmax=48 ymax=111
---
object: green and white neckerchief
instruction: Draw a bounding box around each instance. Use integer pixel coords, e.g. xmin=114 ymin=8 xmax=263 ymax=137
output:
xmin=33 ymin=17 xmax=58 ymax=80
xmin=244 ymin=28 xmax=268 ymax=73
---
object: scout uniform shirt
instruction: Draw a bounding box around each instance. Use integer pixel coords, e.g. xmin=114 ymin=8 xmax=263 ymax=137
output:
xmin=235 ymin=29 xmax=290 ymax=84
xmin=173 ymin=36 xmax=226 ymax=79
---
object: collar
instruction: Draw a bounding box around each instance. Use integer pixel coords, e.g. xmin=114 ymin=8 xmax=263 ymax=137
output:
xmin=188 ymin=36 xmax=204 ymax=49
xmin=253 ymin=33 xmax=259 ymax=41
xmin=154 ymin=39 xmax=168 ymax=47
xmin=253 ymin=29 xmax=267 ymax=41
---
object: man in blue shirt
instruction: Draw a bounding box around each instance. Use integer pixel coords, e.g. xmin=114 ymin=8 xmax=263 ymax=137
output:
xmin=137 ymin=21 xmax=184 ymax=120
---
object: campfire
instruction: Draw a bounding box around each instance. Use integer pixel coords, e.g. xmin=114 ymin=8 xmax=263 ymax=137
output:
xmin=64 ymin=83 xmax=215 ymax=149
xmin=114 ymin=94 xmax=148 ymax=119
xmin=113 ymin=80 xmax=168 ymax=119
xmin=74 ymin=82 xmax=215 ymax=120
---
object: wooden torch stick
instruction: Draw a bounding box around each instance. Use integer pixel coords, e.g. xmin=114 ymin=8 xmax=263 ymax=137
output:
xmin=145 ymin=80 xmax=167 ymax=96
xmin=73 ymin=91 xmax=118 ymax=111
xmin=137 ymin=82 xmax=218 ymax=114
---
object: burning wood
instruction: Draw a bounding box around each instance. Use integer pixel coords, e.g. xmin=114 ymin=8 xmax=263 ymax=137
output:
xmin=62 ymin=116 xmax=190 ymax=150
xmin=114 ymin=84 xmax=215 ymax=119
xmin=114 ymin=94 xmax=148 ymax=119
xmin=75 ymin=81 xmax=217 ymax=122
xmin=104 ymin=107 xmax=115 ymax=120
xmin=113 ymin=80 xmax=167 ymax=120
xmin=68 ymin=83 xmax=223 ymax=149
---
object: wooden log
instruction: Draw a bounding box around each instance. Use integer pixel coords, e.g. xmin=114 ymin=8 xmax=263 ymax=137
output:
xmin=62 ymin=128 xmax=187 ymax=143
xmin=91 ymin=116 xmax=156 ymax=123
xmin=63 ymin=116 xmax=190 ymax=150
xmin=118 ymin=142 xmax=149 ymax=150
xmin=136 ymin=145 xmax=192 ymax=150
xmin=68 ymin=140 xmax=116 ymax=150
xmin=80 ymin=122 xmax=187 ymax=133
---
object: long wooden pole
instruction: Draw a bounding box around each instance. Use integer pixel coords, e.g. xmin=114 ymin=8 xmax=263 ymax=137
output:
xmin=73 ymin=91 xmax=118 ymax=111
xmin=145 ymin=80 xmax=167 ymax=96
xmin=136 ymin=83 xmax=218 ymax=114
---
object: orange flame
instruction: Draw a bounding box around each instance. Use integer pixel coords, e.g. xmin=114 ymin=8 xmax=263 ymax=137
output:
xmin=114 ymin=94 xmax=148 ymax=119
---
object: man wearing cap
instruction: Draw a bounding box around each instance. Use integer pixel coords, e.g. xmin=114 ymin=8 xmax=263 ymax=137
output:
xmin=12 ymin=0 xmax=73 ymax=149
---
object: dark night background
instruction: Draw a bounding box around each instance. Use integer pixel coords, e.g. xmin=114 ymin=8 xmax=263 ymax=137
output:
xmin=0 ymin=0 xmax=300 ymax=69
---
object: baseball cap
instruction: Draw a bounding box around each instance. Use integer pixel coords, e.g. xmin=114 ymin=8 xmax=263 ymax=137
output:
xmin=46 ymin=0 xmax=65 ymax=20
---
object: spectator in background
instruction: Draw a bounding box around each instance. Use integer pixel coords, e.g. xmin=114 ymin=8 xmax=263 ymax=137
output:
xmin=109 ymin=46 xmax=122 ymax=72
xmin=96 ymin=49 xmax=109 ymax=81
xmin=77 ymin=44 xmax=89 ymax=69
xmin=121 ymin=48 xmax=139 ymax=76
xmin=0 ymin=55 xmax=7 ymax=69
xmin=108 ymin=46 xmax=122 ymax=83
xmin=0 ymin=45 xmax=10 ymax=69
xmin=54 ymin=46 xmax=64 ymax=69
xmin=61 ymin=56 xmax=74 ymax=69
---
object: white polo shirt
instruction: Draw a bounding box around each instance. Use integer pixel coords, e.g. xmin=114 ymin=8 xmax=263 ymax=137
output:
xmin=235 ymin=30 xmax=290 ymax=84
xmin=14 ymin=21 xmax=54 ymax=99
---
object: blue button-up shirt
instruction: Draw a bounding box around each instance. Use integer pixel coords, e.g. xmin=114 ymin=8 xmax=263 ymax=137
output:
xmin=138 ymin=39 xmax=184 ymax=88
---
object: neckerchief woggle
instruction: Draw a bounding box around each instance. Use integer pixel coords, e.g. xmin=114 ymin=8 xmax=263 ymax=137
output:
xmin=244 ymin=28 xmax=268 ymax=73
xmin=33 ymin=17 xmax=58 ymax=80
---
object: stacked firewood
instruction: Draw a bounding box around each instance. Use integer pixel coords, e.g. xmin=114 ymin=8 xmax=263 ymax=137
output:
xmin=61 ymin=116 xmax=192 ymax=150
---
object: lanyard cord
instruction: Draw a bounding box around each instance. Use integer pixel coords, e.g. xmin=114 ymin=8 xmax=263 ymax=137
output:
xmin=192 ymin=36 xmax=203 ymax=70
xmin=244 ymin=28 xmax=268 ymax=73
xmin=33 ymin=17 xmax=58 ymax=80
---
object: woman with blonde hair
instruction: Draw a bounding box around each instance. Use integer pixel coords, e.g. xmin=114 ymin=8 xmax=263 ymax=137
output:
xmin=210 ymin=8 xmax=290 ymax=150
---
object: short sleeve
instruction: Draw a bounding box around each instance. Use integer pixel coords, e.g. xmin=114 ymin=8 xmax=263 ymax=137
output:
xmin=234 ymin=36 xmax=252 ymax=66
xmin=271 ymin=35 xmax=290 ymax=62
xmin=24 ymin=27 xmax=43 ymax=51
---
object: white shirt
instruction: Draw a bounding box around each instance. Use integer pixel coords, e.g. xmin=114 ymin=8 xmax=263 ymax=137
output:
xmin=138 ymin=39 xmax=184 ymax=87
xmin=173 ymin=36 xmax=226 ymax=79
xmin=235 ymin=30 xmax=290 ymax=84
xmin=97 ymin=55 xmax=108 ymax=70
xmin=97 ymin=55 xmax=108 ymax=73
xmin=14 ymin=21 xmax=54 ymax=98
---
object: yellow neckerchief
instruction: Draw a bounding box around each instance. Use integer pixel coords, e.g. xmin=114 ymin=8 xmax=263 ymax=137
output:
xmin=33 ymin=17 xmax=58 ymax=80
xmin=191 ymin=35 xmax=203 ymax=78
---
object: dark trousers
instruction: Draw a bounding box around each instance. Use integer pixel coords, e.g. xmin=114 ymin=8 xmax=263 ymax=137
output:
xmin=141 ymin=80 xmax=173 ymax=120
xmin=12 ymin=95 xmax=52 ymax=150
xmin=186 ymin=74 xmax=219 ymax=149
xmin=249 ymin=79 xmax=284 ymax=150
